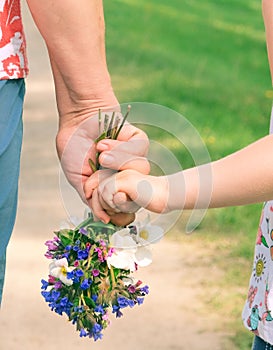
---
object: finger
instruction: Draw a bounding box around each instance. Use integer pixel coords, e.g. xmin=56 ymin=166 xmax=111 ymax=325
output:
xmin=89 ymin=188 xmax=111 ymax=224
xmin=113 ymin=192 xmax=140 ymax=213
xmin=83 ymin=168 xmax=115 ymax=199
xmin=99 ymin=193 xmax=121 ymax=214
xmin=98 ymin=151 xmax=150 ymax=174
xmin=97 ymin=124 xmax=149 ymax=155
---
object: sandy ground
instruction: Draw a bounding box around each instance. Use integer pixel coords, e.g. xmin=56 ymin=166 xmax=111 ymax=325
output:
xmin=0 ymin=3 xmax=232 ymax=350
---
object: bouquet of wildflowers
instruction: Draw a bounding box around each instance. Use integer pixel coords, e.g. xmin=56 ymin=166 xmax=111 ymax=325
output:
xmin=41 ymin=109 xmax=163 ymax=340
xmin=41 ymin=214 xmax=163 ymax=340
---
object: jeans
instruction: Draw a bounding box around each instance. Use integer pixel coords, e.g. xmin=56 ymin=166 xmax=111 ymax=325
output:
xmin=252 ymin=336 xmax=273 ymax=350
xmin=0 ymin=79 xmax=25 ymax=304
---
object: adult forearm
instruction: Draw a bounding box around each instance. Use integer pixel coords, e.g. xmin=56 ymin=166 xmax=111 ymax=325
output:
xmin=168 ymin=134 xmax=273 ymax=210
xmin=26 ymin=0 xmax=118 ymax=127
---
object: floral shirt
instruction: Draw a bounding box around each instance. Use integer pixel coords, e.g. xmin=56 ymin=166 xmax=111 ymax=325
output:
xmin=242 ymin=109 xmax=273 ymax=344
xmin=0 ymin=0 xmax=28 ymax=80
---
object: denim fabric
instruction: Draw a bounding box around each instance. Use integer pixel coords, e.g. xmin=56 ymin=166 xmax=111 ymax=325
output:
xmin=252 ymin=336 xmax=273 ymax=350
xmin=0 ymin=79 xmax=25 ymax=304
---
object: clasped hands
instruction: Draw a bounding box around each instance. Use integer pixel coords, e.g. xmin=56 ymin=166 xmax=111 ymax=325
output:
xmin=56 ymin=115 xmax=150 ymax=226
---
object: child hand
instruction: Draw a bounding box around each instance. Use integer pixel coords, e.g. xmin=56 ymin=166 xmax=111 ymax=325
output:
xmin=88 ymin=170 xmax=170 ymax=223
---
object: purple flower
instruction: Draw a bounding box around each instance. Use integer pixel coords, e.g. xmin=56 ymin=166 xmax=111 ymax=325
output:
xmin=92 ymin=269 xmax=100 ymax=277
xmin=54 ymin=281 xmax=63 ymax=289
xmin=45 ymin=239 xmax=58 ymax=251
xmin=79 ymin=228 xmax=88 ymax=235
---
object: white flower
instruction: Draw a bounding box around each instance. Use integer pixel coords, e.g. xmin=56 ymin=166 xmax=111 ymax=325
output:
xmin=49 ymin=258 xmax=74 ymax=286
xmin=107 ymin=228 xmax=138 ymax=271
xmin=135 ymin=221 xmax=164 ymax=245
xmin=106 ymin=222 xmax=163 ymax=271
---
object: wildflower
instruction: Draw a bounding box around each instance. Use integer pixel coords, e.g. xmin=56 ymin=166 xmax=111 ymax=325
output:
xmin=41 ymin=279 xmax=49 ymax=290
xmin=80 ymin=328 xmax=88 ymax=337
xmin=134 ymin=220 xmax=164 ymax=245
xmin=80 ymin=278 xmax=92 ymax=290
xmin=45 ymin=238 xmax=59 ymax=251
xmin=107 ymin=228 xmax=154 ymax=270
xmin=42 ymin=205 xmax=153 ymax=340
xmin=77 ymin=249 xmax=89 ymax=260
xmin=128 ymin=285 xmax=136 ymax=294
xmin=79 ymin=227 xmax=88 ymax=235
xmin=92 ymin=269 xmax=100 ymax=277
xmin=49 ymin=258 xmax=75 ymax=286
xmin=141 ymin=285 xmax=149 ymax=295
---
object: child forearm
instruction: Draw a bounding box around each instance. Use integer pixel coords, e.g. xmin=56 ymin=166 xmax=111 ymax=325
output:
xmin=168 ymin=134 xmax=273 ymax=211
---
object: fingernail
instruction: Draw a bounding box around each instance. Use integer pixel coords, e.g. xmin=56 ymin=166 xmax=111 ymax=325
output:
xmin=101 ymin=153 xmax=114 ymax=166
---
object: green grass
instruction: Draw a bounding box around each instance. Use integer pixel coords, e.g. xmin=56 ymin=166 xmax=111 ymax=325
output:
xmin=104 ymin=1 xmax=271 ymax=348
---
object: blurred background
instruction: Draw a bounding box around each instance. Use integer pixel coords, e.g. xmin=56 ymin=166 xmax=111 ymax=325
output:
xmin=0 ymin=0 xmax=271 ymax=349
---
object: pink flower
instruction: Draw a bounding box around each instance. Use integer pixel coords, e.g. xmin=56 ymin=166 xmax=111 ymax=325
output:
xmin=48 ymin=275 xmax=56 ymax=284
xmin=92 ymin=269 xmax=100 ymax=277
xmin=45 ymin=239 xmax=58 ymax=251
xmin=45 ymin=252 xmax=53 ymax=259
xmin=128 ymin=285 xmax=136 ymax=294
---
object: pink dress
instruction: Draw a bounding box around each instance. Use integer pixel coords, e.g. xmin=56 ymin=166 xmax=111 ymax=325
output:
xmin=242 ymin=109 xmax=273 ymax=344
xmin=0 ymin=0 xmax=28 ymax=79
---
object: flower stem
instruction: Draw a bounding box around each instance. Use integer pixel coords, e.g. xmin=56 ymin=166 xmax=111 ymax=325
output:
xmin=110 ymin=265 xmax=116 ymax=289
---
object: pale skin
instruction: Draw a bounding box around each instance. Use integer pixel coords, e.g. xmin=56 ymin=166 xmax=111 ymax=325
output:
xmin=87 ymin=0 xmax=273 ymax=221
xmin=26 ymin=0 xmax=149 ymax=225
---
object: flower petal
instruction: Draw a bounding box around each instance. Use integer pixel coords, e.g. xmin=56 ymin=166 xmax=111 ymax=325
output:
xmin=134 ymin=246 xmax=152 ymax=267
xmin=107 ymin=250 xmax=136 ymax=270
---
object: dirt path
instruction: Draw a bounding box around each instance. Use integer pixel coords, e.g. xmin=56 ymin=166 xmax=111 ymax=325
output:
xmin=0 ymin=4 xmax=231 ymax=350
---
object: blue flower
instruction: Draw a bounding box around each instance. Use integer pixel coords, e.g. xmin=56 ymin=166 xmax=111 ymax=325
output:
xmin=65 ymin=245 xmax=72 ymax=251
xmin=77 ymin=249 xmax=89 ymax=260
xmin=51 ymin=290 xmax=61 ymax=301
xmin=75 ymin=269 xmax=84 ymax=277
xmin=93 ymin=323 xmax=102 ymax=333
xmin=66 ymin=271 xmax=74 ymax=280
xmin=117 ymin=297 xmax=129 ymax=309
xmin=141 ymin=285 xmax=149 ymax=295
xmin=92 ymin=323 xmax=103 ymax=341
xmin=137 ymin=297 xmax=144 ymax=305
xmin=41 ymin=291 xmax=51 ymax=302
xmin=94 ymin=304 xmax=105 ymax=314
xmin=73 ymin=245 xmax=79 ymax=252
xmin=92 ymin=294 xmax=98 ymax=302
xmin=80 ymin=328 xmax=88 ymax=337
xmin=112 ymin=305 xmax=123 ymax=318
xmin=41 ymin=279 xmax=49 ymax=290
xmin=80 ymin=278 xmax=91 ymax=290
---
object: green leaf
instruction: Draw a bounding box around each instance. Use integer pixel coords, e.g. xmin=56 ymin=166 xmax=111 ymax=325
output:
xmin=84 ymin=296 xmax=96 ymax=309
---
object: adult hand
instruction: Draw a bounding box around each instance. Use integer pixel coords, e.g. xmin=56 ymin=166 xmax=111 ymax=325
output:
xmin=56 ymin=114 xmax=150 ymax=225
xmin=84 ymin=122 xmax=150 ymax=224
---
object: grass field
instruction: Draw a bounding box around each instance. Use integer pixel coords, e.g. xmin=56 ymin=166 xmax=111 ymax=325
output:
xmin=104 ymin=1 xmax=272 ymax=349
